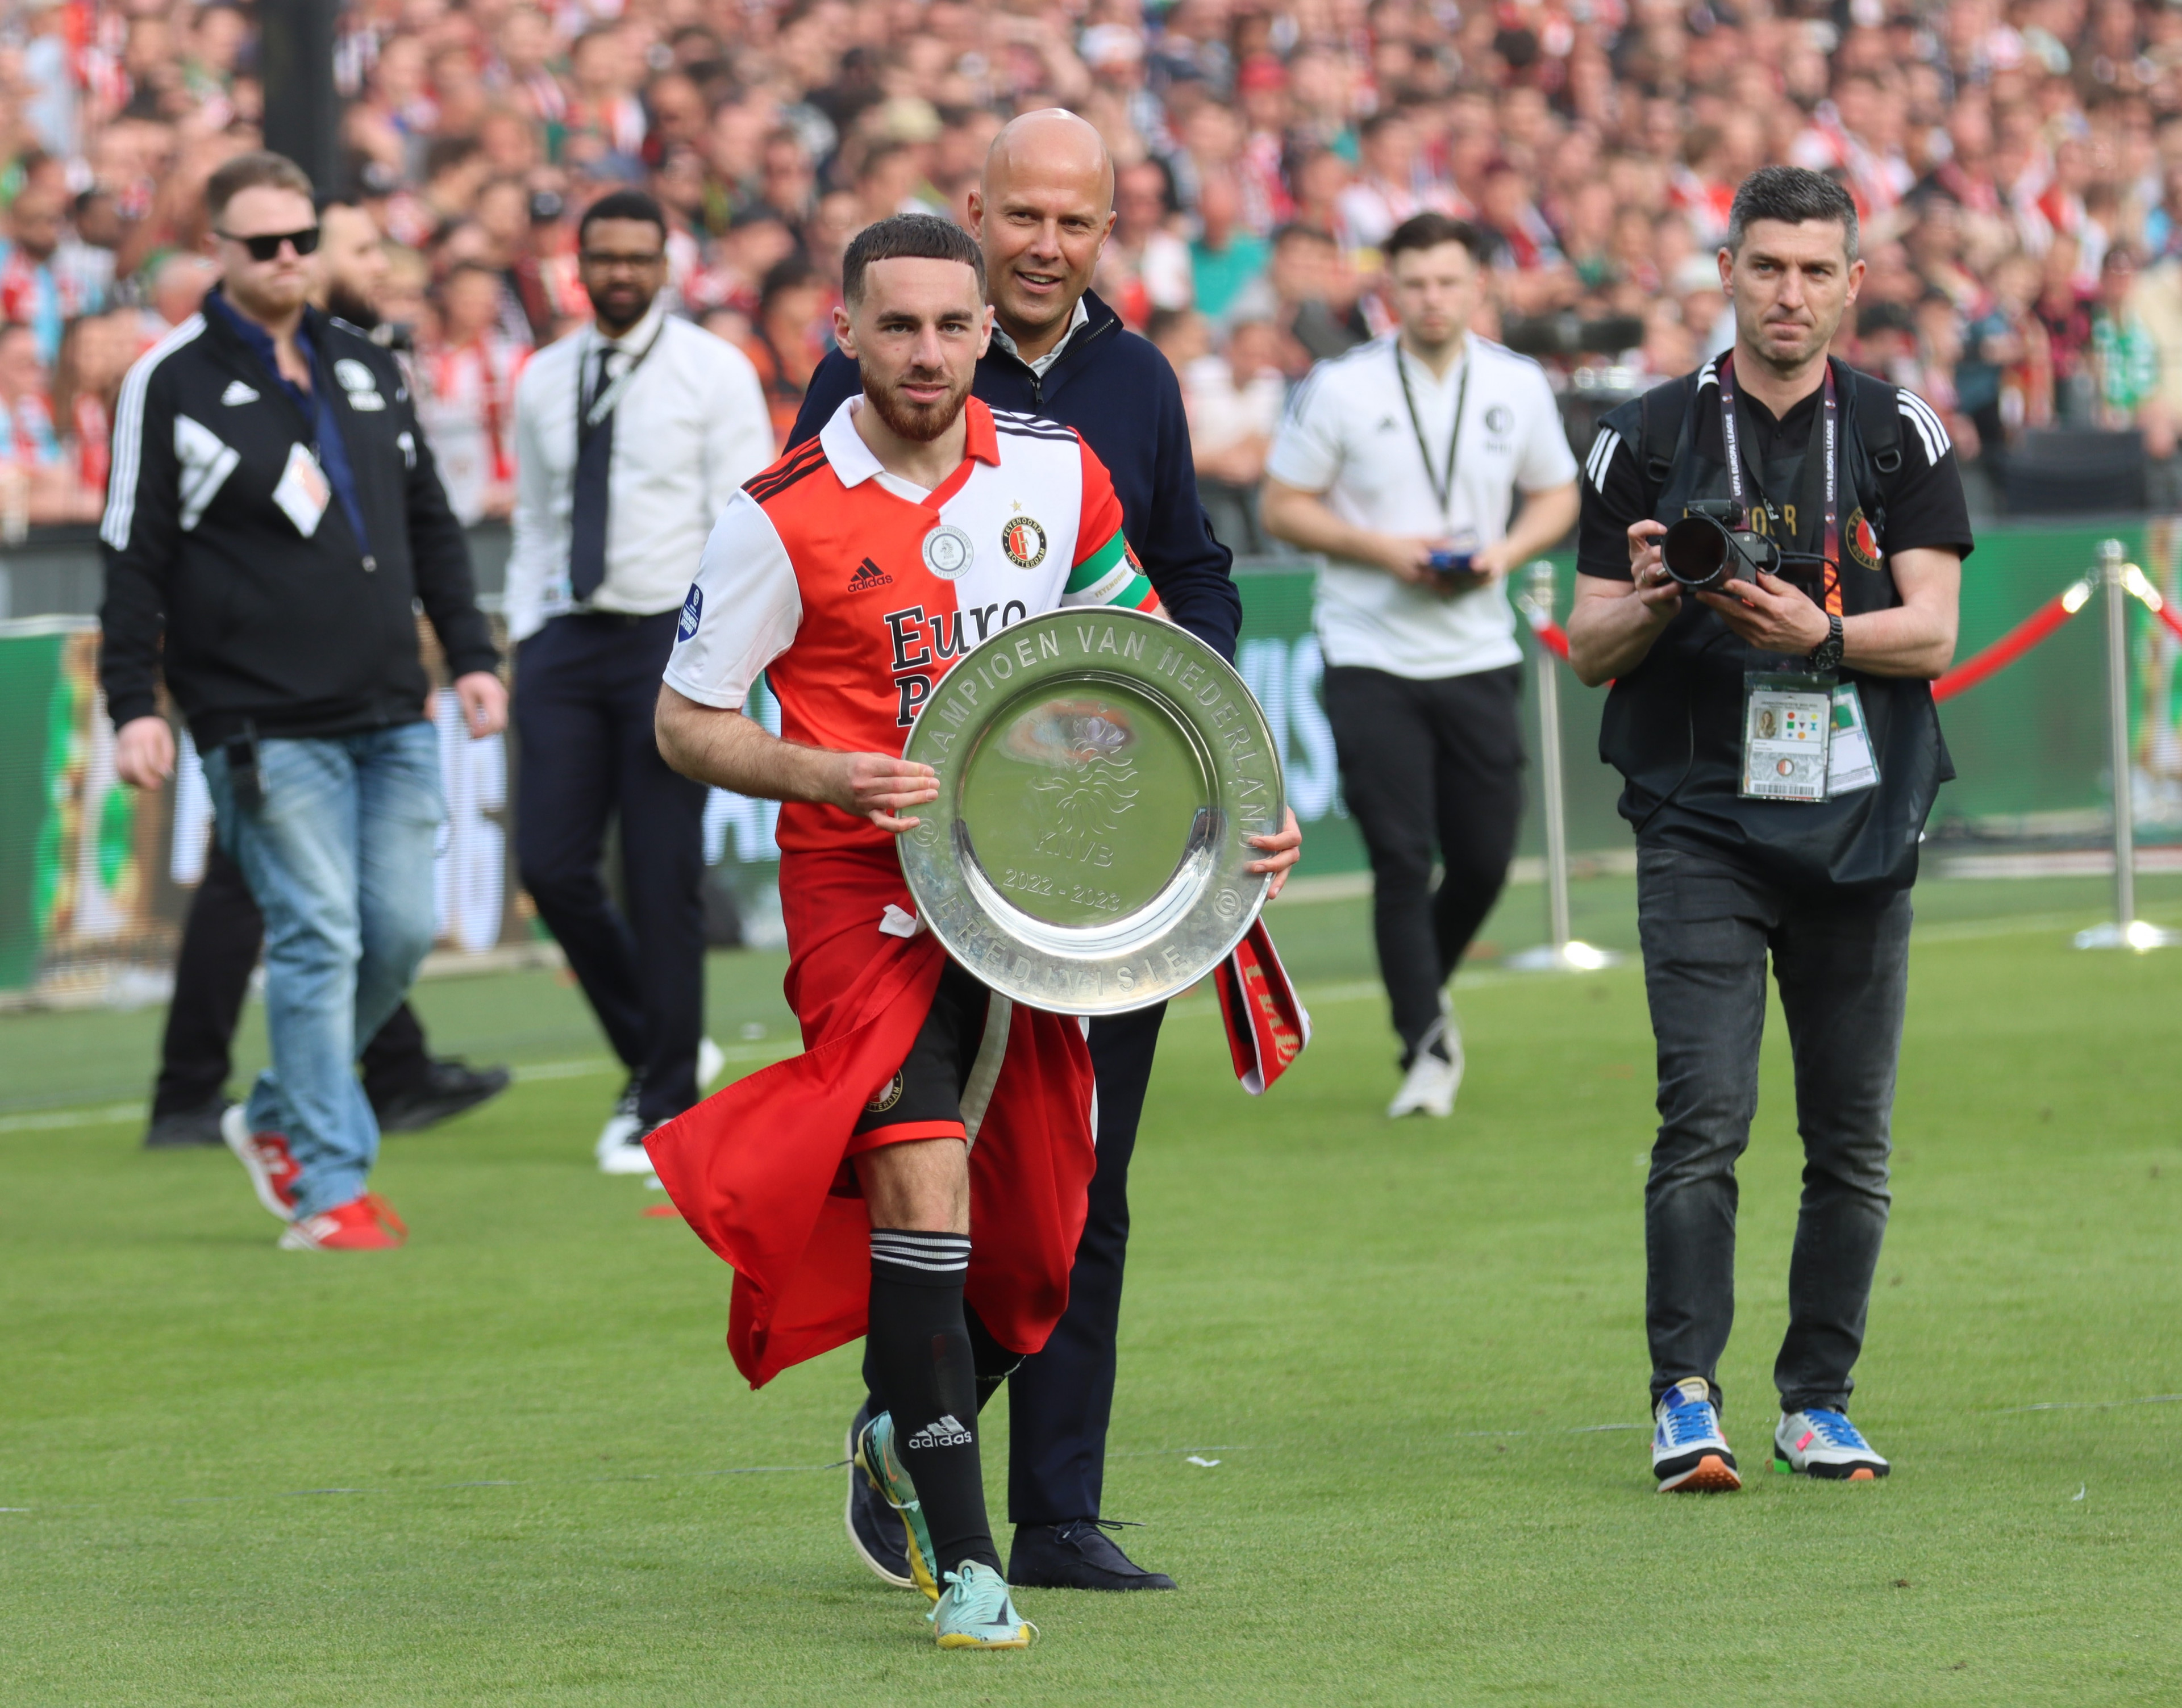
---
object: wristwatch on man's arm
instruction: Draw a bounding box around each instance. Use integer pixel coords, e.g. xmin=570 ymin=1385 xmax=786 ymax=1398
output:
xmin=1807 ymin=611 xmax=1845 ymax=672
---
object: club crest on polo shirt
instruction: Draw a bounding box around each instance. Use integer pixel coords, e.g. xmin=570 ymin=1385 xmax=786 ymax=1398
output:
xmin=677 ymin=582 xmax=703 ymax=640
xmin=333 ymin=358 xmax=386 ymax=410
xmin=1001 ymin=514 xmax=1048 ymax=569
xmin=1847 ymin=509 xmax=1883 ymax=572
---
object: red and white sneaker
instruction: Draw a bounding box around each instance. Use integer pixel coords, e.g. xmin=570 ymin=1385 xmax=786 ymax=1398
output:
xmin=221 ymin=1103 xmax=302 ymax=1220
xmin=279 ymin=1193 xmax=409 ymax=1250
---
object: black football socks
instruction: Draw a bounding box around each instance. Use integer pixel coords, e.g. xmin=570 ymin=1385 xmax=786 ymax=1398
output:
xmin=867 ymin=1228 xmax=1003 ymax=1577
xmin=863 ymin=1301 xmax=1020 ymax=1415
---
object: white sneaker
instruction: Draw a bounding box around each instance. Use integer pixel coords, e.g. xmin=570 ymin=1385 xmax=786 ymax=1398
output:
xmin=598 ymin=1122 xmax=661 ymax=1176
xmin=594 ymin=1076 xmax=643 ymax=1168
xmin=1652 ymin=1376 xmax=1742 ymax=1493
xmin=1775 ymin=1409 xmax=1890 ymax=1481
xmin=698 ymin=1035 xmax=725 ymax=1089
xmin=1386 ymin=1018 xmax=1464 ymax=1118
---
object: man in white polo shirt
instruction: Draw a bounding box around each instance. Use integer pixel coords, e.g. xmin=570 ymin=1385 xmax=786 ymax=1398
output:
xmin=1262 ymin=211 xmax=1579 ymax=1117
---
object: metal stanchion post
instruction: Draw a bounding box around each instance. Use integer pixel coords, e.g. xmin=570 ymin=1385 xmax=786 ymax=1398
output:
xmin=1508 ymin=561 xmax=1619 ymax=972
xmin=2076 ymin=538 xmax=2177 ymax=950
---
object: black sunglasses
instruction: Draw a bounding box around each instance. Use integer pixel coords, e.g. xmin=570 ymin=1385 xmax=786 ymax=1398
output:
xmin=219 ymin=226 xmax=321 ymax=261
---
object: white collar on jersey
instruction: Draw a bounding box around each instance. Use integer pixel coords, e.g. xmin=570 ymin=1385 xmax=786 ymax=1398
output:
xmin=818 ymin=393 xmax=999 ymax=489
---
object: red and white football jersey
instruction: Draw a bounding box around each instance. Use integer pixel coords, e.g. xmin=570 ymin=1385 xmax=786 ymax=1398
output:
xmin=665 ymin=394 xmax=1157 ymax=853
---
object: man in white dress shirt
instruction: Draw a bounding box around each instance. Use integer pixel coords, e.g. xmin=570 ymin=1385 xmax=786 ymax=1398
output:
xmin=506 ymin=189 xmax=772 ymax=1170
xmin=1263 ymin=212 xmax=1579 ymax=1118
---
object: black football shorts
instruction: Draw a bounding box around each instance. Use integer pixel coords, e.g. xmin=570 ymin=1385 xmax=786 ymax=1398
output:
xmin=851 ymin=955 xmax=995 ymax=1142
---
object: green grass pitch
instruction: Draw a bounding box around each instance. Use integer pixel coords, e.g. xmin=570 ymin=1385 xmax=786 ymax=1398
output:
xmin=3 ymin=876 xmax=2180 ymax=1705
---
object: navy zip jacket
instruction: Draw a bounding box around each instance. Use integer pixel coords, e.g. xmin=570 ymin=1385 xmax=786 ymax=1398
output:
xmin=786 ymin=288 xmax=1242 ymax=659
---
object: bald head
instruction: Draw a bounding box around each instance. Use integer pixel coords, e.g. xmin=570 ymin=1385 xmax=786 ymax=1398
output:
xmin=969 ymin=109 xmax=1119 ymax=362
xmin=983 ymin=109 xmax=1115 ymax=213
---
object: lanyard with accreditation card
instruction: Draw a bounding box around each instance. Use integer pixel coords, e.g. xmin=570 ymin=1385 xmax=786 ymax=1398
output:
xmin=1717 ymin=353 xmax=1879 ymax=802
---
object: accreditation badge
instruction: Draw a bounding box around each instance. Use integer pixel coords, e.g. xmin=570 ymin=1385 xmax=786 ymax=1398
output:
xmin=1825 ymin=682 xmax=1880 ymax=797
xmin=1740 ymin=672 xmax=1833 ymax=802
xmin=272 ymin=441 xmax=331 ymax=538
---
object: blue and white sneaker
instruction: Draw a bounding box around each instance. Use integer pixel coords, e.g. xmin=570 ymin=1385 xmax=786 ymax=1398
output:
xmin=930 ymin=1559 xmax=1034 ymax=1651
xmin=1775 ymin=1408 xmax=1890 ymax=1481
xmin=1652 ymin=1376 xmax=1742 ymax=1493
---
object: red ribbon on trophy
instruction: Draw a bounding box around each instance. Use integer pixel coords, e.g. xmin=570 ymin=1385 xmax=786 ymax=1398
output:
xmin=1214 ymin=920 xmax=1312 ymax=1095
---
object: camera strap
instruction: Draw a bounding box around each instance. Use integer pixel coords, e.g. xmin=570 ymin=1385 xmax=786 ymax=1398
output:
xmin=1395 ymin=340 xmax=1472 ymax=529
xmin=1715 ymin=352 xmax=1843 ymax=617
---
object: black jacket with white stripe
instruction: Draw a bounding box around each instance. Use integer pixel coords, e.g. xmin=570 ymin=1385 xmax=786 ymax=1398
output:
xmin=98 ymin=290 xmax=496 ymax=751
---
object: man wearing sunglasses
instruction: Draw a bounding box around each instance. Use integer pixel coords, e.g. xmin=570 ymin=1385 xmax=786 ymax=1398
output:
xmin=101 ymin=151 xmax=505 ymax=1250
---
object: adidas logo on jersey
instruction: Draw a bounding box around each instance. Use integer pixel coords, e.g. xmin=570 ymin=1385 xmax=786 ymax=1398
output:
xmin=903 ymin=1414 xmax=973 ymax=1451
xmin=847 ymin=557 xmax=893 ymax=590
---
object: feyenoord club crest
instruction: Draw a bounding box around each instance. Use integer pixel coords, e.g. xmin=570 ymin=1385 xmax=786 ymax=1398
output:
xmin=1846 ymin=508 xmax=1883 ymax=572
xmin=1001 ymin=515 xmax=1048 ymax=569
xmin=922 ymin=524 xmax=973 ymax=579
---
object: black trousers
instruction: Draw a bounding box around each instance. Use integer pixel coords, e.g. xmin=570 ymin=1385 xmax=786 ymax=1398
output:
xmin=152 ymin=841 xmax=432 ymax=1118
xmin=1006 ymin=1002 xmax=1164 ymax=1525
xmin=1323 ymin=662 xmax=1526 ymax=1057
xmin=1636 ymin=845 xmax=1910 ymax=1415
xmin=514 ymin=610 xmax=707 ymax=1126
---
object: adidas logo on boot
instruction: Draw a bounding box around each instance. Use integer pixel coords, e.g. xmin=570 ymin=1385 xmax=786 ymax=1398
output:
xmin=904 ymin=1414 xmax=974 ymax=1451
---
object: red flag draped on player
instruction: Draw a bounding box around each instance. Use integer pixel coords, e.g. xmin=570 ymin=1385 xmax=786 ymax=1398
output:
xmin=646 ymin=848 xmax=1096 ymax=1388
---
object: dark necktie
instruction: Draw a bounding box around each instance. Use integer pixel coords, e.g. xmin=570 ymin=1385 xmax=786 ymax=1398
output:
xmin=568 ymin=345 xmax=618 ymax=603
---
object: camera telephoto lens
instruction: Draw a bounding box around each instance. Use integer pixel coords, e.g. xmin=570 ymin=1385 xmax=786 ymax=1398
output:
xmin=1662 ymin=514 xmax=1734 ymax=590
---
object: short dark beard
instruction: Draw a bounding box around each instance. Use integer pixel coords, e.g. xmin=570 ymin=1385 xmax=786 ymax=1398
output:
xmin=325 ymin=283 xmax=380 ymax=330
xmin=591 ymin=284 xmax=657 ymax=338
xmin=860 ymin=362 xmax=969 ymax=444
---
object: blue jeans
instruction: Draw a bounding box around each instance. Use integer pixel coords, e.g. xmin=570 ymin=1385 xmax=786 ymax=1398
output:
xmin=1637 ymin=844 xmax=1911 ymax=1416
xmin=202 ymin=721 xmax=444 ymax=1217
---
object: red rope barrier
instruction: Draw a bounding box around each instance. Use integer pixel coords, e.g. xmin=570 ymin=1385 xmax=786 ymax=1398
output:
xmin=1521 ymin=576 xmax=2088 ymax=693
xmin=2141 ymin=588 xmax=2182 ymax=648
xmin=1932 ymin=582 xmax=2091 ymax=703
xmin=1530 ymin=618 xmax=1571 ymax=660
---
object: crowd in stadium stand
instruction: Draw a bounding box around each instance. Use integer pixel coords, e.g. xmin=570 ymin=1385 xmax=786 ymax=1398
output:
xmin=3 ymin=0 xmax=2182 ymax=532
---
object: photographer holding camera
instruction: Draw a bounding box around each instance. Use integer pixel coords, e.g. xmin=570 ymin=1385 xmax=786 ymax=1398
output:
xmin=1568 ymin=168 xmax=1972 ymax=1493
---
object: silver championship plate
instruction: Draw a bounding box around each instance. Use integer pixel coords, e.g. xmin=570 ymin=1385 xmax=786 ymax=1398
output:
xmin=899 ymin=607 xmax=1286 ymax=1014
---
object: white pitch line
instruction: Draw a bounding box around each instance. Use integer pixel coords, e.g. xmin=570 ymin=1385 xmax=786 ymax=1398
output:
xmin=0 ymin=1042 xmax=804 ymax=1134
xmin=0 ymin=1101 xmax=143 ymax=1135
xmin=1998 ymin=1393 xmax=2182 ymax=1414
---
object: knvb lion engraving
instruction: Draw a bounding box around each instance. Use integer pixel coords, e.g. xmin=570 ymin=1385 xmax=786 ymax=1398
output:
xmin=1017 ymin=706 xmax=1134 ymax=868
xmin=1015 ymin=705 xmax=1139 ymax=869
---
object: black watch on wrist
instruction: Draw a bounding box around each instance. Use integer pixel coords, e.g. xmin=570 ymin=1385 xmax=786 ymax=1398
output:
xmin=1806 ymin=611 xmax=1845 ymax=673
